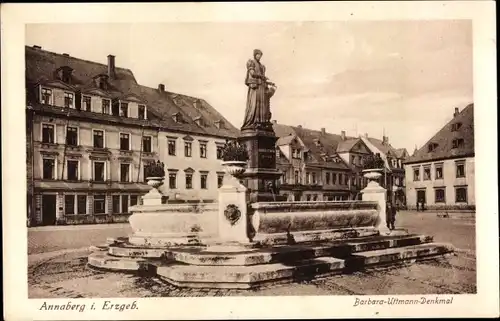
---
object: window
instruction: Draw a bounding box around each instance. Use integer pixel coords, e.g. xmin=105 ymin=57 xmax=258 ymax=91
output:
xmin=120 ymin=164 xmax=130 ymax=182
xmin=351 ymin=155 xmax=355 ymax=165
xmin=41 ymin=88 xmax=52 ymax=105
xmin=325 ymin=172 xmax=330 ymax=185
xmin=93 ymin=195 xmax=106 ymax=214
xmin=217 ymin=174 xmax=224 ymax=188
xmin=413 ymin=168 xmax=420 ymax=181
xmin=435 ymin=188 xmax=445 ymax=203
xmin=93 ymin=130 xmax=104 ymax=148
xmin=64 ymin=92 xmax=74 ymax=108
xmin=435 ymin=165 xmax=443 ymax=179
xmin=168 ymin=140 xmax=176 ymax=156
xmin=102 ymin=99 xmax=111 ymax=114
xmin=184 ymin=142 xmax=192 ymax=157
xmin=120 ymin=102 xmax=129 ymax=117
xmin=142 ymin=136 xmax=152 ymax=153
xmin=451 ymin=123 xmax=463 ymax=131
xmin=428 ymin=143 xmax=438 ymax=152
xmin=455 ymin=187 xmax=467 ymax=203
xmin=452 ymin=139 xmax=465 ymax=149
xmin=169 ymin=172 xmax=177 ymax=189
xmin=200 ymin=173 xmax=208 ymax=189
xmin=338 ymin=173 xmax=344 ymax=185
xmin=42 ymin=124 xmax=55 ymax=144
xmin=456 ymin=162 xmax=465 ymax=178
xmin=138 ymin=105 xmax=146 ymax=120
xmin=130 ymin=195 xmax=138 ymax=206
xmin=423 ymin=167 xmax=431 ymax=180
xmin=200 ymin=143 xmax=207 ymax=158
xmin=332 ymin=173 xmax=337 ymax=184
xmin=66 ymin=126 xmax=78 ymax=146
xmin=312 ymin=173 xmax=317 ymax=184
xmin=119 ymin=133 xmax=130 ymax=150
xmin=82 ymin=96 xmax=91 ymax=111
xmin=43 ymin=159 xmax=55 ymax=180
xmin=143 ymin=164 xmax=148 ymax=182
xmin=185 ymin=173 xmax=193 ymax=189
xmin=93 ymin=161 xmax=105 ymax=182
xmin=294 ymin=170 xmax=299 ymax=184
xmin=216 ymin=145 xmax=224 ymax=159
xmin=276 ymin=149 xmax=280 ymax=159
xmin=121 ymin=195 xmax=129 ymax=213
xmin=67 ymin=160 xmax=79 ymax=180
xmin=77 ymin=195 xmax=86 ymax=214
xmin=65 ymin=195 xmax=75 ymax=215
xmin=112 ymin=195 xmax=120 ymax=213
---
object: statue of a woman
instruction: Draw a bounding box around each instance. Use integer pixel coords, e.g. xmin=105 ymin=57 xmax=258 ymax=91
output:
xmin=241 ymin=49 xmax=277 ymax=130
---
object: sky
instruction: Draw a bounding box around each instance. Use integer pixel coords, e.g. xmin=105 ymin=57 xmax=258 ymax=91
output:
xmin=26 ymin=21 xmax=473 ymax=152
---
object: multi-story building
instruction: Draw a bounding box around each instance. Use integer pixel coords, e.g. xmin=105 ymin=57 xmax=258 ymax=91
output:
xmin=404 ymin=104 xmax=474 ymax=210
xmin=26 ymin=45 xmax=238 ymax=226
xmin=272 ymin=122 xmax=407 ymax=202
xmin=362 ymin=135 xmax=409 ymax=207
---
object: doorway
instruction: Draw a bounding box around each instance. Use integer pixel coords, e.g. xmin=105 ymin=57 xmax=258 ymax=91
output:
xmin=42 ymin=194 xmax=57 ymax=225
xmin=417 ymin=190 xmax=426 ymax=205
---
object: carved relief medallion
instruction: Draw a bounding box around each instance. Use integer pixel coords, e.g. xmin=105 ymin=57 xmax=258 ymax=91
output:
xmin=224 ymin=204 xmax=241 ymax=225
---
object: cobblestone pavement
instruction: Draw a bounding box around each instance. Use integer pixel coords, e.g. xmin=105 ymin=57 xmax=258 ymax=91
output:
xmin=28 ymin=211 xmax=476 ymax=297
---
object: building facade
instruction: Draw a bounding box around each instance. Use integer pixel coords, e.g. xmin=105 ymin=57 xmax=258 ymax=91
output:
xmin=26 ymin=46 xmax=238 ymax=226
xmin=404 ymin=104 xmax=475 ymax=210
xmin=272 ymin=122 xmax=407 ymax=202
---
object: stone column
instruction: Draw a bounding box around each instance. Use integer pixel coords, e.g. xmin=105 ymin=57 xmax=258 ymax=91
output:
xmin=361 ymin=177 xmax=390 ymax=234
xmin=216 ymin=175 xmax=249 ymax=244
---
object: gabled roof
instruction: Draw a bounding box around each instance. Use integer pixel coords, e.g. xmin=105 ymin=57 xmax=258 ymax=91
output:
xmin=336 ymin=138 xmax=360 ymax=153
xmin=405 ymin=103 xmax=474 ymax=164
xmin=394 ymin=148 xmax=408 ymax=159
xmin=25 ymin=46 xmax=239 ymax=139
xmin=272 ymin=123 xmax=351 ymax=170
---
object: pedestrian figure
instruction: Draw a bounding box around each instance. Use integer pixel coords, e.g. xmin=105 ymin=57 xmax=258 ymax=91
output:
xmin=386 ymin=202 xmax=397 ymax=230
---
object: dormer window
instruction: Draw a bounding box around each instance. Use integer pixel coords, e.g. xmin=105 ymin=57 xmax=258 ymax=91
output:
xmin=428 ymin=143 xmax=438 ymax=152
xmin=95 ymin=74 xmax=109 ymax=90
xmin=194 ymin=116 xmax=204 ymax=127
xmin=120 ymin=102 xmax=128 ymax=117
xmin=451 ymin=123 xmax=463 ymax=131
xmin=58 ymin=66 xmax=73 ymax=83
xmin=64 ymin=92 xmax=74 ymax=108
xmin=82 ymin=96 xmax=91 ymax=111
xmin=214 ymin=120 xmax=224 ymax=129
xmin=173 ymin=112 xmax=183 ymax=123
xmin=40 ymin=88 xmax=52 ymax=105
xmin=138 ymin=105 xmax=146 ymax=120
xmin=452 ymin=138 xmax=465 ymax=149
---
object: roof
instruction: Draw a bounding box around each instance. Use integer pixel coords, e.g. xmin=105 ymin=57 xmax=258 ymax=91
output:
xmin=273 ymin=124 xmax=352 ymax=170
xmin=394 ymin=148 xmax=408 ymax=158
xmin=25 ymin=46 xmax=239 ymax=139
xmin=405 ymin=103 xmax=474 ymax=164
xmin=336 ymin=139 xmax=360 ymax=153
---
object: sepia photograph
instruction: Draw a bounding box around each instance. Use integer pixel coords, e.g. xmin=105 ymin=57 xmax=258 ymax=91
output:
xmin=2 ymin=2 xmax=498 ymax=320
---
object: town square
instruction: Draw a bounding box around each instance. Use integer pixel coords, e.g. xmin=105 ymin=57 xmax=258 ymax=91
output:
xmin=21 ymin=20 xmax=478 ymax=296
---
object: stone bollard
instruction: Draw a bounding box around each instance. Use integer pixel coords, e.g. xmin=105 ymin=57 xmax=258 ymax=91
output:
xmin=217 ymin=174 xmax=250 ymax=244
xmin=361 ymin=173 xmax=390 ymax=235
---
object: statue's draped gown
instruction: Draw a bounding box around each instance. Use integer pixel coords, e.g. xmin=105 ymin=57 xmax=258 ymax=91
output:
xmin=242 ymin=59 xmax=270 ymax=129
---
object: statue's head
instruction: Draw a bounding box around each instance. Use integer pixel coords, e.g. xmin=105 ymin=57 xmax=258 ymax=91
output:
xmin=253 ymin=49 xmax=263 ymax=61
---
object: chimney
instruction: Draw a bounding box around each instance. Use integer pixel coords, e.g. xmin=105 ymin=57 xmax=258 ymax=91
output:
xmin=365 ymin=133 xmax=368 ymax=138
xmin=341 ymin=130 xmax=346 ymax=141
xmin=453 ymin=107 xmax=460 ymax=117
xmin=272 ymin=120 xmax=277 ymax=125
xmin=321 ymin=128 xmax=326 ymax=135
xmin=382 ymin=136 xmax=389 ymax=145
xmin=107 ymin=55 xmax=116 ymax=78
xmin=158 ymin=84 xmax=165 ymax=92
xmin=33 ymin=45 xmax=41 ymax=49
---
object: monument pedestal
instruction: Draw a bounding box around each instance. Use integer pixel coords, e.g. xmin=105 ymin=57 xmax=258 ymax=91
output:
xmin=238 ymin=126 xmax=286 ymax=203
xmin=361 ymin=179 xmax=391 ymax=235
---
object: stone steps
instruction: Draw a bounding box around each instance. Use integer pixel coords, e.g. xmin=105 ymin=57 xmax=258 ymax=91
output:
xmin=86 ymin=232 xmax=454 ymax=289
xmin=86 ymin=241 xmax=454 ymax=289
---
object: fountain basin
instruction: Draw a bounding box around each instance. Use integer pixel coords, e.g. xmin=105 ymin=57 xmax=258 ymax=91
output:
xmin=128 ymin=202 xmax=218 ymax=246
xmin=250 ymin=201 xmax=379 ymax=238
